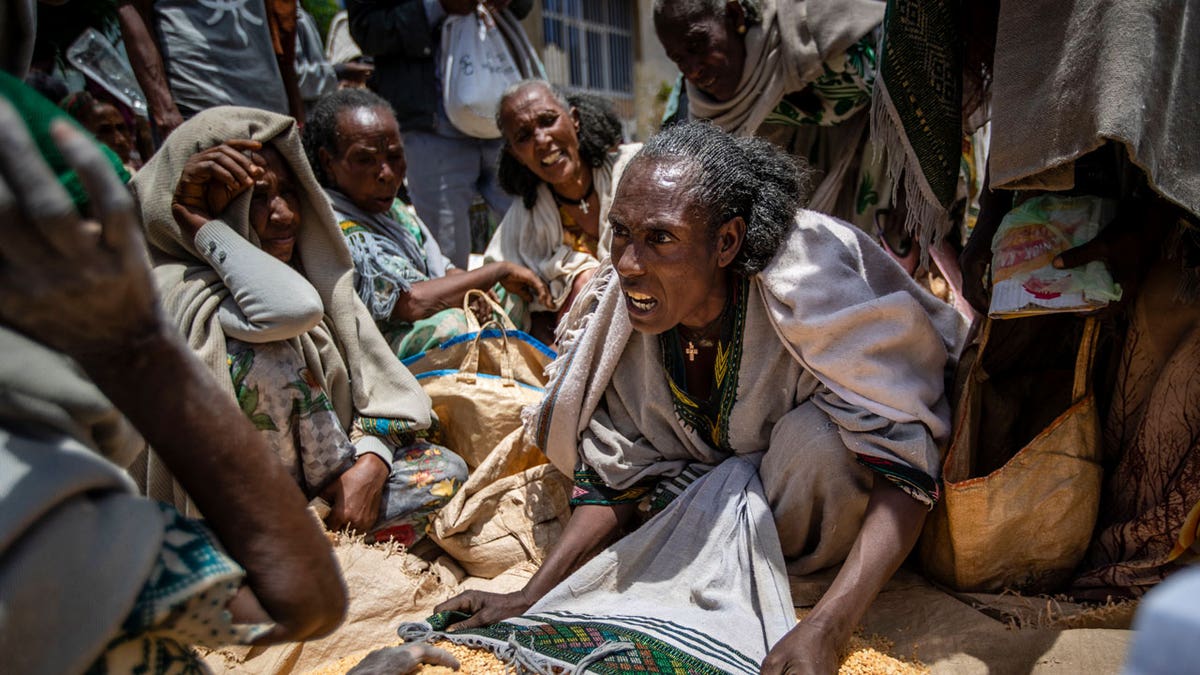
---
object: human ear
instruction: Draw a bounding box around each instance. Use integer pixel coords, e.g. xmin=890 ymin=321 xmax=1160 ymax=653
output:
xmin=725 ymin=0 xmax=747 ymax=34
xmin=716 ymin=215 xmax=745 ymax=268
xmin=571 ymin=106 xmax=581 ymax=133
xmin=318 ymin=147 xmax=335 ymax=185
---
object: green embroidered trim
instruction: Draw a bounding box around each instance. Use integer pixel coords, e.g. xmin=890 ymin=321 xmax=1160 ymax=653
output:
xmin=356 ymin=416 xmax=416 ymax=446
xmin=763 ymin=34 xmax=877 ymax=129
xmin=659 ymin=275 xmax=749 ymax=452
xmin=459 ymin=616 xmax=744 ymax=675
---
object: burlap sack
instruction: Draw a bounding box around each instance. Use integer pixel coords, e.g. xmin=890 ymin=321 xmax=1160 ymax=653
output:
xmin=407 ymin=298 xmax=547 ymax=471
xmin=919 ymin=317 xmax=1103 ymax=593
xmin=429 ymin=427 xmax=571 ymax=579
xmin=202 ymin=538 xmax=448 ymax=675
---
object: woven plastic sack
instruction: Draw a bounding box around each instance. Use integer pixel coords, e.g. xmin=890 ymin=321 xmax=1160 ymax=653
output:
xmin=402 ymin=289 xmax=555 ymax=392
xmin=919 ymin=317 xmax=1103 ymax=592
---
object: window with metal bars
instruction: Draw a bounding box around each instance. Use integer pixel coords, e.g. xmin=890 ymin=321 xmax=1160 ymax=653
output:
xmin=542 ymin=0 xmax=635 ymax=99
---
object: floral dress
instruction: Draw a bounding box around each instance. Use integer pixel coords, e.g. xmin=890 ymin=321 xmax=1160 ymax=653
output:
xmin=228 ymin=338 xmax=467 ymax=546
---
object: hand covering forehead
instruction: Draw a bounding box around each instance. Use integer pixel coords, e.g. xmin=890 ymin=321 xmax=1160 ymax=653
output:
xmin=133 ymin=106 xmax=348 ymax=279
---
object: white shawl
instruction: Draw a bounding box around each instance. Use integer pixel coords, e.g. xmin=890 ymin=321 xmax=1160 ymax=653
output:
xmin=485 ymin=144 xmax=640 ymax=312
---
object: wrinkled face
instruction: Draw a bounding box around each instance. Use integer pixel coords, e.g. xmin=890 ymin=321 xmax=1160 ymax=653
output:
xmin=321 ymin=105 xmax=405 ymax=214
xmin=249 ymin=146 xmax=302 ymax=263
xmin=498 ymin=84 xmax=583 ymax=188
xmin=655 ymin=4 xmax=747 ymax=102
xmin=88 ymin=102 xmax=133 ymax=163
xmin=608 ymin=157 xmax=744 ymax=334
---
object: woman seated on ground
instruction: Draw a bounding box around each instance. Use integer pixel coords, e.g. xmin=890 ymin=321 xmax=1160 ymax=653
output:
xmin=60 ymin=90 xmax=140 ymax=173
xmin=302 ymin=89 xmax=550 ymax=359
xmin=133 ymin=106 xmax=468 ymax=546
xmin=486 ymin=79 xmax=639 ymax=325
xmin=440 ymin=122 xmax=966 ymax=671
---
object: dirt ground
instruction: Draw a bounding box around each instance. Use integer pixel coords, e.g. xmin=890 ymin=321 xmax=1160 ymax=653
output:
xmin=203 ymin=541 xmax=1134 ymax=675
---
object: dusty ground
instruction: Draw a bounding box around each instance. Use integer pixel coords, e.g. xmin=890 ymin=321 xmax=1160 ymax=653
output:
xmin=206 ymin=540 xmax=1135 ymax=675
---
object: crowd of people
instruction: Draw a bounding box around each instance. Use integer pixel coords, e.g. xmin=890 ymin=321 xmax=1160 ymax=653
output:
xmin=1 ymin=0 xmax=1197 ymax=673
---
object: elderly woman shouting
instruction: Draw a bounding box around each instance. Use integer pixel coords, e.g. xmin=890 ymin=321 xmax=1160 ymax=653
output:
xmin=438 ymin=122 xmax=965 ymax=673
xmin=133 ymin=106 xmax=467 ymax=546
xmin=485 ymin=80 xmax=639 ymax=322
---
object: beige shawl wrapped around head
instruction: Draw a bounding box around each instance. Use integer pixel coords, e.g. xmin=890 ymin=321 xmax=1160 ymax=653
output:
xmin=132 ymin=106 xmax=431 ymax=459
xmin=687 ymin=0 xmax=884 ymax=137
xmin=485 ymin=144 xmax=640 ymax=312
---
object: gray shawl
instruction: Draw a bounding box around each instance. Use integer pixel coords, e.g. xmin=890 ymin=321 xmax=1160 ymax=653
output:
xmin=0 ymin=328 xmax=162 ymax=674
xmin=988 ymin=0 xmax=1200 ymax=219
xmin=687 ymin=0 xmax=884 ymax=137
xmin=529 ymin=210 xmax=966 ymax=479
xmin=327 ymin=188 xmax=450 ymax=321
xmin=133 ymin=107 xmax=432 ymax=510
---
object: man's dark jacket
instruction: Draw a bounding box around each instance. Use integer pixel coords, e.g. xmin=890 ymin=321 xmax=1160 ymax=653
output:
xmin=346 ymin=0 xmax=534 ymax=132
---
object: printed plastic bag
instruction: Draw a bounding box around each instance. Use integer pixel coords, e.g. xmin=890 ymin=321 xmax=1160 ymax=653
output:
xmin=441 ymin=4 xmax=543 ymax=138
xmin=988 ymin=194 xmax=1123 ymax=317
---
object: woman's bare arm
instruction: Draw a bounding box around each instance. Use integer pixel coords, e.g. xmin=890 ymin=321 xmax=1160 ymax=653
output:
xmin=435 ymin=502 xmax=637 ymax=630
xmin=760 ymin=478 xmax=927 ymax=675
xmin=0 ymin=108 xmax=347 ymax=643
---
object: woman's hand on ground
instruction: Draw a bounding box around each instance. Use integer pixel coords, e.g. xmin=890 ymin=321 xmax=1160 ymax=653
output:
xmin=433 ymin=589 xmax=533 ymax=631
xmin=322 ymin=453 xmax=390 ymax=534
xmin=0 ymin=104 xmax=163 ymax=359
xmin=760 ymin=620 xmax=841 ymax=675
xmin=348 ymin=644 xmax=460 ymax=675
xmin=171 ymin=139 xmax=264 ymax=238
xmin=496 ymin=262 xmax=552 ymax=306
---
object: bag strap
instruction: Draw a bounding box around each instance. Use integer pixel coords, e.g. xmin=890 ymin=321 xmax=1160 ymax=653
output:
xmin=457 ymin=317 xmax=517 ymax=385
xmin=974 ymin=315 xmax=1097 ymax=402
xmin=462 ymin=288 xmax=518 ymax=333
xmin=1072 ymin=316 xmax=1100 ymax=402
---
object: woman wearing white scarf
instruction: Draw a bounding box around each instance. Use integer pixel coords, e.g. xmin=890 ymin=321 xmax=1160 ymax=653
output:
xmin=655 ymin=0 xmax=887 ymax=230
xmin=132 ymin=106 xmax=467 ymax=543
xmin=485 ymin=81 xmax=640 ymax=319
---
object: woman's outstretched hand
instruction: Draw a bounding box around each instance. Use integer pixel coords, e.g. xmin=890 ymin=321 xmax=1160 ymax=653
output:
xmin=172 ymin=138 xmax=264 ymax=238
xmin=433 ymin=589 xmax=533 ymax=631
xmin=347 ymin=643 xmax=460 ymax=675
xmin=496 ymin=262 xmax=552 ymax=307
xmin=759 ymin=620 xmax=840 ymax=675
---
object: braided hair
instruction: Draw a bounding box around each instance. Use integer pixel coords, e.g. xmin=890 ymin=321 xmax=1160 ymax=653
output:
xmin=631 ymin=121 xmax=811 ymax=275
xmin=652 ymin=0 xmax=762 ymax=26
xmin=302 ymin=88 xmax=396 ymax=188
xmin=495 ymin=79 xmax=624 ymax=209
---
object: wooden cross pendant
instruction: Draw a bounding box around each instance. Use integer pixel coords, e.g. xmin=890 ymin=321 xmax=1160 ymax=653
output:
xmin=685 ymin=340 xmax=699 ymax=362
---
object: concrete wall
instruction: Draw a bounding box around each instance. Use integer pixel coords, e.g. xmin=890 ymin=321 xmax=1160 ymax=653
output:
xmin=519 ymin=0 xmax=678 ymax=142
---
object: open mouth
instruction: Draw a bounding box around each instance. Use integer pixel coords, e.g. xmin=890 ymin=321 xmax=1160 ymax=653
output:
xmin=694 ymin=73 xmax=717 ymax=92
xmin=624 ymin=290 xmax=658 ymax=313
xmin=540 ymin=149 xmax=564 ymax=166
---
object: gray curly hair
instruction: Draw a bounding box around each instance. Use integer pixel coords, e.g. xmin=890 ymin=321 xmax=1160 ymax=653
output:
xmin=652 ymin=0 xmax=762 ymax=25
xmin=628 ymin=121 xmax=811 ymax=276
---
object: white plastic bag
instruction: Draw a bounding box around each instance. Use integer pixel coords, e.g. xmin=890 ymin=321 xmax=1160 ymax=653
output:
xmin=441 ymin=5 xmax=542 ymax=139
